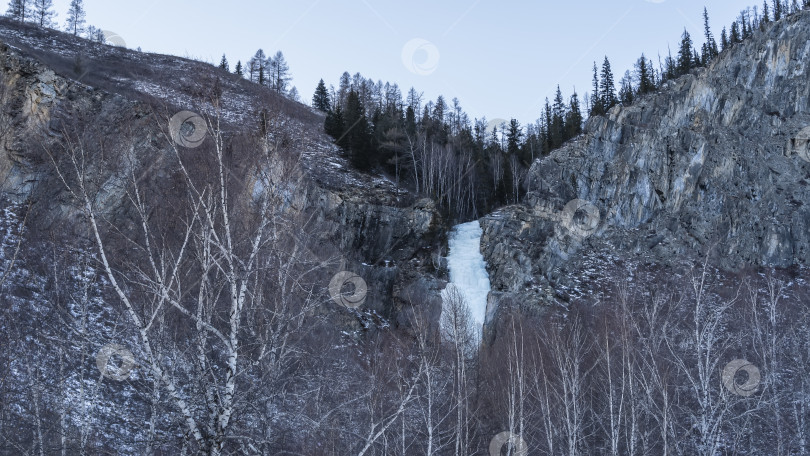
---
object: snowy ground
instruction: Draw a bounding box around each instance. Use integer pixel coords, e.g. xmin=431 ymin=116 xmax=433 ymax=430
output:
xmin=444 ymin=221 xmax=491 ymax=332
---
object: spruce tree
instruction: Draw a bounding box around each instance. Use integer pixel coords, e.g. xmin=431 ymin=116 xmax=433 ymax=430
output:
xmin=636 ymin=54 xmax=655 ymax=95
xmin=600 ymin=57 xmax=618 ymax=111
xmin=506 ymin=119 xmax=522 ymax=156
xmin=730 ymin=21 xmax=742 ymax=44
xmin=543 ymin=99 xmax=553 ymax=152
xmin=538 ymin=110 xmax=550 ymax=156
xmin=343 ymin=90 xmax=372 ymax=171
xmin=565 ymin=91 xmax=583 ymax=139
xmin=405 ymin=105 xmax=416 ymax=136
xmin=324 ymin=106 xmax=345 ymax=143
xmin=763 ymin=1 xmax=771 ymax=23
xmin=721 ymin=27 xmax=729 ymax=50
xmin=663 ymin=46 xmax=676 ymax=81
xmin=433 ymin=95 xmax=446 ymax=125
xmin=550 ymin=86 xmax=566 ymax=148
xmin=312 ymin=79 xmax=331 ymax=112
xmin=590 ymin=61 xmax=603 ymax=117
xmin=702 ymin=8 xmax=719 ymax=63
xmin=676 ymin=29 xmax=694 ymax=76
xmin=234 ymin=61 xmax=243 ymax=76
xmin=218 ymin=54 xmax=229 ymax=71
xmin=774 ymin=0 xmax=783 ymax=20
xmin=741 ymin=11 xmax=752 ymax=39
xmin=64 ymin=0 xmax=85 ymax=35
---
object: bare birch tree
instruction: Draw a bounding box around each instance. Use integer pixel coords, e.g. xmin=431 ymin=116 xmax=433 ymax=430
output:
xmin=46 ymin=92 xmax=326 ymax=454
xmin=440 ymin=285 xmax=476 ymax=456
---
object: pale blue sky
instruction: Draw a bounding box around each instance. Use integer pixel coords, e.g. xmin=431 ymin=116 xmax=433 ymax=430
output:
xmin=49 ymin=0 xmax=756 ymax=125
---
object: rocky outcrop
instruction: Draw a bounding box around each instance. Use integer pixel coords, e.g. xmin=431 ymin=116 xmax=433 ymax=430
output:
xmin=309 ymin=186 xmax=439 ymax=265
xmin=306 ymin=185 xmax=444 ymax=319
xmin=0 ymin=43 xmax=67 ymax=202
xmin=481 ymin=11 xmax=810 ymax=319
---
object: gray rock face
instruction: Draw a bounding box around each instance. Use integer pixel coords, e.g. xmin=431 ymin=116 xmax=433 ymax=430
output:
xmin=309 ymin=187 xmax=439 ymax=264
xmin=0 ymin=45 xmax=63 ymax=201
xmin=481 ymin=11 xmax=810 ymax=316
xmin=306 ymin=185 xmax=444 ymax=319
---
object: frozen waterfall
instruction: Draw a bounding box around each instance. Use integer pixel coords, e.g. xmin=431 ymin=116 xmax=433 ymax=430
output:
xmin=443 ymin=221 xmax=492 ymax=332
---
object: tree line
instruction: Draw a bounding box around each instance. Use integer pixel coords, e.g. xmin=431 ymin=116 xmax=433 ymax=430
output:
xmin=595 ymin=1 xmax=809 ymax=115
xmin=5 ymin=0 xmax=104 ymax=41
xmin=4 ymin=1 xmax=303 ymax=104
xmin=217 ymin=49 xmax=300 ymax=102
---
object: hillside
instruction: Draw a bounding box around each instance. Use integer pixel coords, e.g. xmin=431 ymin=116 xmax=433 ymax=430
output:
xmin=0 ymin=17 xmax=445 ymax=455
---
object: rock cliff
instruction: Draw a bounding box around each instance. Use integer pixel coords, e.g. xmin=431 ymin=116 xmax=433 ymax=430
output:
xmin=481 ymin=10 xmax=810 ymax=324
